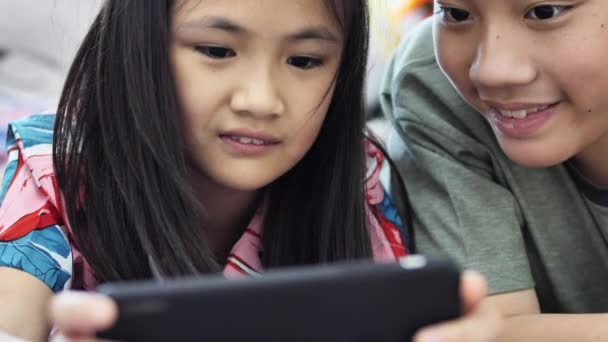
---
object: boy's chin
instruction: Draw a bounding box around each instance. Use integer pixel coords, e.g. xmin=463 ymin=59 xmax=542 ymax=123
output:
xmin=499 ymin=141 xmax=572 ymax=169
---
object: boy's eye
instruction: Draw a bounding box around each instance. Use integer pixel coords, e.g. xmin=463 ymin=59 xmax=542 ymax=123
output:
xmin=438 ymin=7 xmax=471 ymax=23
xmin=525 ymin=5 xmax=572 ymax=21
xmin=287 ymin=56 xmax=323 ymax=70
xmin=195 ymin=46 xmax=236 ymax=59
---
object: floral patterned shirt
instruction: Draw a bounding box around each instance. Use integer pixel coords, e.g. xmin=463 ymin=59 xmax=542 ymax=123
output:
xmin=0 ymin=114 xmax=408 ymax=291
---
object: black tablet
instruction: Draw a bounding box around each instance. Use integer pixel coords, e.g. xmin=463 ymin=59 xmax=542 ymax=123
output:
xmin=97 ymin=255 xmax=460 ymax=342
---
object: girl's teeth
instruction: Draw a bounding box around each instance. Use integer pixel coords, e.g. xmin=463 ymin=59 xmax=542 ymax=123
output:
xmin=229 ymin=136 xmax=266 ymax=145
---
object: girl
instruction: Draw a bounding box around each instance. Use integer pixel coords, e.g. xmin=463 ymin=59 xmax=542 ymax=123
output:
xmin=0 ymin=0 xmax=500 ymax=341
xmin=382 ymin=0 xmax=608 ymax=340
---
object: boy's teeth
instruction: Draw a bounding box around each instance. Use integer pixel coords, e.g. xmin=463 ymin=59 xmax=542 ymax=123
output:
xmin=252 ymin=139 xmax=264 ymax=145
xmin=512 ymin=110 xmax=527 ymax=119
xmin=498 ymin=106 xmax=550 ymax=119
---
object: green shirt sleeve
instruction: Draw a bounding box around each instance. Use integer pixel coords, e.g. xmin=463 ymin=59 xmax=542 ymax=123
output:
xmin=381 ymin=20 xmax=534 ymax=294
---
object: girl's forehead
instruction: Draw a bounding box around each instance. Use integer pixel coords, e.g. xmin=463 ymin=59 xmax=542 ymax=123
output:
xmin=172 ymin=0 xmax=340 ymax=30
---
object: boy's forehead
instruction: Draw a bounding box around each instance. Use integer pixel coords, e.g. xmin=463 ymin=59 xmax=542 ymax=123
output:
xmin=433 ymin=0 xmax=566 ymax=8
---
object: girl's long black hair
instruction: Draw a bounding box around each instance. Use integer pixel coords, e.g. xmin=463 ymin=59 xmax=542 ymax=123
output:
xmin=54 ymin=0 xmax=371 ymax=282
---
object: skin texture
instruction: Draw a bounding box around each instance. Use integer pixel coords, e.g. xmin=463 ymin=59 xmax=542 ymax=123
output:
xmin=0 ymin=267 xmax=53 ymax=342
xmin=433 ymin=0 xmax=608 ymax=185
xmin=172 ymin=0 xmax=341 ymax=193
xmin=169 ymin=0 xmax=343 ymax=261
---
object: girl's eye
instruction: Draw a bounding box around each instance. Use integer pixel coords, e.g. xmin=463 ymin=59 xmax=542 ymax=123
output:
xmin=525 ymin=5 xmax=572 ymax=21
xmin=195 ymin=46 xmax=236 ymax=59
xmin=287 ymin=56 xmax=323 ymax=70
xmin=438 ymin=7 xmax=472 ymax=23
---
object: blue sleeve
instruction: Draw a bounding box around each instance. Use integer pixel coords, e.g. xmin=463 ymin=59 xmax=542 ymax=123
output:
xmin=0 ymin=226 xmax=72 ymax=292
xmin=0 ymin=114 xmax=73 ymax=292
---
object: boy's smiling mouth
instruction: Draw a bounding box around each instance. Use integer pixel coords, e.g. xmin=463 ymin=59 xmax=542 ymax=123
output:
xmin=495 ymin=105 xmax=551 ymax=119
xmin=483 ymin=101 xmax=562 ymax=138
xmin=482 ymin=101 xmax=562 ymax=120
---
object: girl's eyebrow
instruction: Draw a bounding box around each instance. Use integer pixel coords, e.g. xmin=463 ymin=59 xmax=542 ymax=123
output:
xmin=288 ymin=27 xmax=340 ymax=43
xmin=178 ymin=16 xmax=341 ymax=43
xmin=179 ymin=16 xmax=243 ymax=33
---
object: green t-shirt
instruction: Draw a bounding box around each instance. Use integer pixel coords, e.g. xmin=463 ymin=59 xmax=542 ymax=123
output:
xmin=381 ymin=19 xmax=608 ymax=313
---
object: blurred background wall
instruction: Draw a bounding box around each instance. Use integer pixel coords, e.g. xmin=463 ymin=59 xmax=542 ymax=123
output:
xmin=0 ymin=0 xmax=102 ymax=168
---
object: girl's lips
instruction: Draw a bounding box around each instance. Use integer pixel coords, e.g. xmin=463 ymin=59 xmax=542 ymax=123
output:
xmin=487 ymin=102 xmax=560 ymax=139
xmin=219 ymin=133 xmax=280 ymax=155
xmin=220 ymin=130 xmax=281 ymax=144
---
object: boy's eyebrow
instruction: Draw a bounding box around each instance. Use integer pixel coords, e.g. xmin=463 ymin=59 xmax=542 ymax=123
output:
xmin=178 ymin=16 xmax=340 ymax=43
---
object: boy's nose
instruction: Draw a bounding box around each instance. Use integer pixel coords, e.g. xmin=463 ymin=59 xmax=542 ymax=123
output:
xmin=469 ymin=30 xmax=537 ymax=91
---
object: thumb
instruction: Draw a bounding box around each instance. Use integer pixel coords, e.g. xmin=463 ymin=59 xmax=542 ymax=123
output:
xmin=49 ymin=291 xmax=118 ymax=336
xmin=460 ymin=270 xmax=487 ymax=313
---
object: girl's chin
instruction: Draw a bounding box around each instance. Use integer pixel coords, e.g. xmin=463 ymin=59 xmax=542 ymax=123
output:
xmin=216 ymin=176 xmax=276 ymax=192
